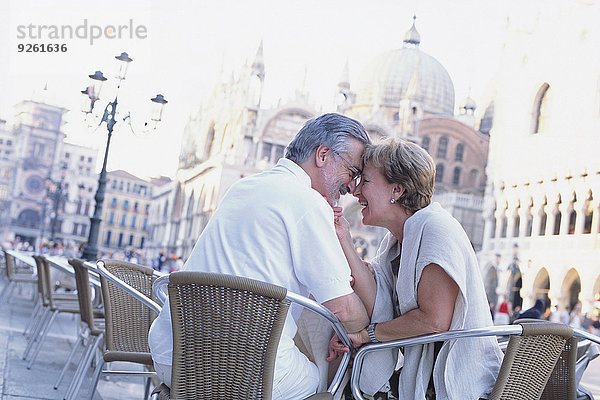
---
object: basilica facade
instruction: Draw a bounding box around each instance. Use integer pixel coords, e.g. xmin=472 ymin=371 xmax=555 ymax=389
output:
xmin=146 ymin=19 xmax=490 ymax=264
xmin=478 ymin=0 xmax=600 ymax=316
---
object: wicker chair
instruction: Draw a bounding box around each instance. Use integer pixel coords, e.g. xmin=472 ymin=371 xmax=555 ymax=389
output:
xmin=350 ymin=321 xmax=574 ymax=400
xmin=22 ymin=255 xmax=81 ymax=370
xmin=54 ymin=259 xmax=105 ymax=393
xmin=0 ymin=249 xmax=37 ymax=306
xmin=149 ymin=271 xmax=353 ymax=400
xmin=514 ymin=318 xmax=600 ymax=400
xmin=65 ymin=259 xmax=159 ymax=400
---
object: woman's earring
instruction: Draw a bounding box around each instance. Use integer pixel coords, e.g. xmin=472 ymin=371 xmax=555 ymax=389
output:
xmin=390 ymin=198 xmax=396 ymax=204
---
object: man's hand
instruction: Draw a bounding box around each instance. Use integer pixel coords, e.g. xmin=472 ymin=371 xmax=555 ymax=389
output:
xmin=326 ymin=333 xmax=349 ymax=362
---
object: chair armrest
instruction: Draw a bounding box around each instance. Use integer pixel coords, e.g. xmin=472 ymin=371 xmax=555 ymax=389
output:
xmin=573 ymin=328 xmax=600 ymax=345
xmin=350 ymin=325 xmax=523 ymax=400
xmin=96 ymin=260 xmax=162 ymax=314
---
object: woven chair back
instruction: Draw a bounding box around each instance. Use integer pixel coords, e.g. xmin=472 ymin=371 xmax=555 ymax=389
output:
xmin=99 ymin=259 xmax=156 ymax=354
xmin=69 ymin=258 xmax=98 ymax=332
xmin=539 ymin=336 xmax=577 ymax=400
xmin=167 ymin=271 xmax=290 ymax=400
xmin=32 ymin=255 xmax=50 ymax=307
xmin=489 ymin=322 xmax=573 ymax=400
xmin=4 ymin=250 xmax=17 ymax=280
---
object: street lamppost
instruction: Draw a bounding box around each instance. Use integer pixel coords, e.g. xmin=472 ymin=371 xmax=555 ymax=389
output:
xmin=80 ymin=52 xmax=168 ymax=261
xmin=38 ymin=162 xmax=69 ymax=248
xmin=48 ymin=163 xmax=68 ymax=241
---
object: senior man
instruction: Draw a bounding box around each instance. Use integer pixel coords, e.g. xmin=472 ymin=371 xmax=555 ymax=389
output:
xmin=149 ymin=113 xmax=371 ymax=399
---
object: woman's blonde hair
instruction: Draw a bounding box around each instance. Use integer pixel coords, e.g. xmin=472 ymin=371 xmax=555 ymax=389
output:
xmin=363 ymin=138 xmax=435 ymax=211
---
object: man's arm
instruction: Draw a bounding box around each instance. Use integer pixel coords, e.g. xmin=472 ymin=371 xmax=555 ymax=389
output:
xmin=323 ymin=292 xmax=369 ymax=333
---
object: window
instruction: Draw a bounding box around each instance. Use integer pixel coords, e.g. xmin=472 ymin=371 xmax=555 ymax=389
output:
xmin=489 ymin=215 xmax=496 ymax=238
xmin=123 ymin=199 xmax=130 ymax=210
xmin=142 ymin=218 xmax=148 ymax=231
xmin=64 ymin=152 xmax=70 ymax=158
xmin=130 ymin=215 xmax=137 ymax=229
xmin=539 ymin=213 xmax=547 ymax=236
xmin=145 ymin=204 xmax=150 ymax=215
xmin=513 ymin=215 xmax=520 ymax=237
xmin=6 ymin=140 xmax=12 ymax=146
xmin=120 ymin=214 xmax=127 ymax=227
xmin=452 ymin=167 xmax=461 ymax=186
xmin=134 ymin=202 xmax=139 ymax=212
xmin=32 ymin=142 xmax=45 ymax=157
xmin=525 ymin=215 xmax=533 ymax=237
xmin=568 ymin=210 xmax=576 ymax=234
xmin=80 ymin=224 xmax=87 ymax=236
xmin=583 ymin=208 xmax=593 ymax=234
xmin=88 ymin=157 xmax=92 ymax=163
xmin=72 ymin=223 xmax=79 ymax=235
xmin=108 ymin=211 xmax=115 ymax=225
xmin=421 ymin=136 xmax=430 ymax=152
xmin=437 ymin=137 xmax=448 ymax=159
xmin=80 ymin=155 xmax=84 ymax=161
xmin=553 ymin=211 xmax=561 ymax=235
xmin=140 ymin=237 xmax=145 ymax=249
xmin=261 ymin=143 xmax=272 ymax=160
xmin=110 ymin=197 xmax=118 ymax=208
xmin=117 ymin=232 xmax=124 ymax=248
xmin=455 ymin=143 xmax=464 ymax=162
xmin=104 ymin=230 xmax=112 ymax=246
xmin=500 ymin=217 xmax=507 ymax=238
xmin=76 ymin=200 xmax=82 ymax=215
xmin=435 ymin=164 xmax=444 ymax=183
xmin=84 ymin=200 xmax=90 ymax=215
xmin=128 ymin=234 xmax=134 ymax=246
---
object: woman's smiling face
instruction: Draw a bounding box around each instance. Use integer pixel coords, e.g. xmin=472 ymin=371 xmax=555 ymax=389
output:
xmin=353 ymin=162 xmax=401 ymax=229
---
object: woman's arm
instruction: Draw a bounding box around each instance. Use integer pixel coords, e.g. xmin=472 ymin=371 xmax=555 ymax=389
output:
xmin=351 ymin=263 xmax=458 ymax=346
xmin=334 ymin=209 xmax=378 ymax=317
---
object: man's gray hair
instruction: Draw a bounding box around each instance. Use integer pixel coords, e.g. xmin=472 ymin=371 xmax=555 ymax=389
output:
xmin=285 ymin=113 xmax=371 ymax=163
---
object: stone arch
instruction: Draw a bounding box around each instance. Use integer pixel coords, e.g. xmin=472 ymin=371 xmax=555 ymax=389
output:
xmin=483 ymin=264 xmax=498 ymax=305
xmin=533 ymin=267 xmax=550 ymax=306
xmin=560 ymin=268 xmax=581 ymax=312
xmin=16 ymin=209 xmax=40 ymax=229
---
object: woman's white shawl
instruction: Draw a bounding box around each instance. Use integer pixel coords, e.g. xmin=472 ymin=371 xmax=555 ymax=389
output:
xmin=368 ymin=203 xmax=503 ymax=400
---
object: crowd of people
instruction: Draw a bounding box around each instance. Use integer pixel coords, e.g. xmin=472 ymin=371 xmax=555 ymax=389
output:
xmin=491 ymin=299 xmax=600 ymax=335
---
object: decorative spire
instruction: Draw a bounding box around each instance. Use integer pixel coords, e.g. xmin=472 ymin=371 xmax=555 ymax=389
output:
xmin=251 ymin=40 xmax=265 ymax=81
xmin=403 ymin=14 xmax=421 ymax=46
xmin=338 ymin=59 xmax=350 ymax=90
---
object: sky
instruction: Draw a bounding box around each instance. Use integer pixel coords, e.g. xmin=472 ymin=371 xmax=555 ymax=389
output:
xmin=0 ymin=0 xmax=534 ymax=179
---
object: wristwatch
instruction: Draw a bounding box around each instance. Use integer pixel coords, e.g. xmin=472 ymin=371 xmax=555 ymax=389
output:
xmin=367 ymin=323 xmax=380 ymax=343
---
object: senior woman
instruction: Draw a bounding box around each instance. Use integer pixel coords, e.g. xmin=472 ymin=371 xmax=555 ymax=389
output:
xmin=330 ymin=138 xmax=503 ymax=400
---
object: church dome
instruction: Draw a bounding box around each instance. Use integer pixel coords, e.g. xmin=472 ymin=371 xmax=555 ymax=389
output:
xmin=354 ymin=18 xmax=455 ymax=116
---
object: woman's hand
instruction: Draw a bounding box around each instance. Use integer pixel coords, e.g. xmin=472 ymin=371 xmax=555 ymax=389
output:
xmin=348 ymin=329 xmax=369 ymax=349
xmin=333 ymin=206 xmax=351 ymax=241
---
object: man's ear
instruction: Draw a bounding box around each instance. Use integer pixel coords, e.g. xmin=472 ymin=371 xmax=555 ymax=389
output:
xmin=315 ymin=145 xmax=330 ymax=168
